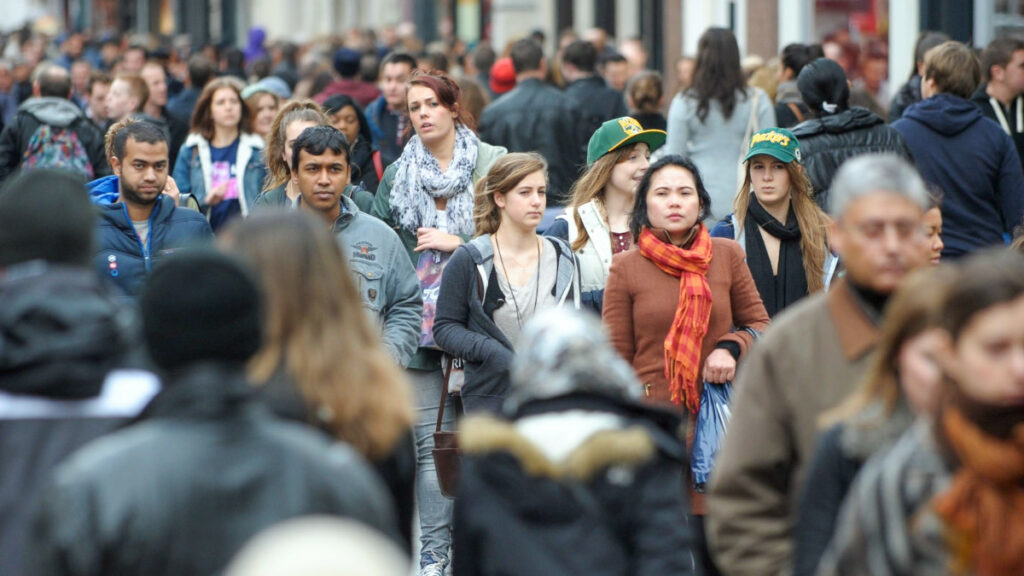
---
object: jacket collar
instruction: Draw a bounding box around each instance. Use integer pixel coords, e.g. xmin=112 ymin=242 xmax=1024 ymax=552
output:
xmin=826 ymin=277 xmax=881 ymax=361
xmin=139 ymin=361 xmax=254 ymax=421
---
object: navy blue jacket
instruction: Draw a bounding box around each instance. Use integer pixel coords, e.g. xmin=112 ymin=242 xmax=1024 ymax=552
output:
xmin=88 ymin=175 xmax=214 ymax=297
xmin=893 ymin=94 xmax=1024 ymax=257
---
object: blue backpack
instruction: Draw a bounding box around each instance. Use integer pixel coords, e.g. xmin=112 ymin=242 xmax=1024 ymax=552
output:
xmin=22 ymin=124 xmax=94 ymax=178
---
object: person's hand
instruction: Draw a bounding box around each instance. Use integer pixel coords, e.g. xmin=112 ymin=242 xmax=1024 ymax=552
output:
xmin=206 ymin=181 xmax=229 ymax=206
xmin=703 ymin=348 xmax=737 ymax=384
xmin=415 ymin=227 xmax=462 ymax=252
xmin=162 ymin=176 xmax=180 ymax=205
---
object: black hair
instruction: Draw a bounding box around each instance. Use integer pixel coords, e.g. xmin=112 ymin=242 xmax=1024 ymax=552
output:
xmin=628 ymin=155 xmax=712 ymax=241
xmin=689 ymin=28 xmax=747 ymax=122
xmin=36 ymin=65 xmax=71 ymax=98
xmin=797 ymin=57 xmax=850 ymax=116
xmin=562 ymin=40 xmax=598 ymax=73
xmin=112 ymin=120 xmax=169 ymax=160
xmin=780 ymin=43 xmax=813 ymax=78
xmin=598 ymin=52 xmax=628 ymax=68
xmin=510 ymin=38 xmax=544 ymax=74
xmin=321 ymin=94 xmax=373 ymax=144
xmin=291 ymin=125 xmax=350 ymax=173
xmin=224 ymin=48 xmax=245 ymax=70
xmin=278 ymin=41 xmax=299 ymax=64
xmin=381 ymin=51 xmax=417 ymax=72
xmin=187 ymin=54 xmax=217 ymax=89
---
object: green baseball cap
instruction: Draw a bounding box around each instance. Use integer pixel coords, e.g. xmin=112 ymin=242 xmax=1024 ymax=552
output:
xmin=587 ymin=117 xmax=667 ymax=166
xmin=743 ymin=127 xmax=802 ymax=164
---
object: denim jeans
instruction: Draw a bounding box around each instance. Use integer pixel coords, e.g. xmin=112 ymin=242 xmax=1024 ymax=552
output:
xmin=409 ymin=367 xmax=455 ymax=568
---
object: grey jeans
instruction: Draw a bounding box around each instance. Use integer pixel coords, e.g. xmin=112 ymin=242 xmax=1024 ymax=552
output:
xmin=409 ymin=367 xmax=455 ymax=567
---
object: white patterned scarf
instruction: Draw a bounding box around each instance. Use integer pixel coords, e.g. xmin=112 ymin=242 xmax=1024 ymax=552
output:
xmin=389 ymin=124 xmax=479 ymax=235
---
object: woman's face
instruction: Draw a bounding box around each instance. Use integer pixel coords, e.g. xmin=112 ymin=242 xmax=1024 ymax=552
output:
xmin=607 ymin=143 xmax=650 ymax=197
xmin=211 ymin=87 xmax=242 ymax=131
xmin=923 ymin=207 xmax=944 ymax=264
xmin=496 ymin=169 xmax=547 ymax=231
xmin=330 ymin=105 xmax=361 ymax=148
xmin=898 ymin=328 xmax=945 ymax=415
xmin=645 ymin=165 xmax=702 ymax=243
xmin=283 ymin=120 xmax=320 ymax=172
xmin=407 ymin=84 xmax=456 ymax=147
xmin=748 ymin=154 xmax=792 ymax=207
xmin=944 ymin=295 xmax=1024 ymax=407
xmin=252 ymin=93 xmax=278 ymax=138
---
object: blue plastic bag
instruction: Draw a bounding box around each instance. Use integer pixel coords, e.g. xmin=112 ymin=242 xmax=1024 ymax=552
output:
xmin=692 ymin=381 xmax=732 ymax=493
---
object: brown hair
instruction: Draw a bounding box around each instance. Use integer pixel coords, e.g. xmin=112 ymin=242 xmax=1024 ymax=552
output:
xmin=454 ymin=75 xmax=489 ymax=131
xmin=567 ymin=144 xmax=637 ymax=252
xmin=229 ymin=210 xmax=414 ymax=460
xmin=189 ymin=77 xmax=253 ymax=140
xmin=404 ymin=69 xmax=472 ymax=138
xmin=734 ymin=159 xmax=831 ymax=293
xmin=113 ymin=73 xmax=148 ymax=112
xmin=823 ymin=265 xmax=956 ymax=427
xmin=924 ymin=41 xmax=982 ymax=100
xmin=263 ymin=100 xmax=328 ymax=191
xmin=474 ymin=152 xmax=548 ymax=236
xmin=627 ymin=71 xmax=663 ymax=114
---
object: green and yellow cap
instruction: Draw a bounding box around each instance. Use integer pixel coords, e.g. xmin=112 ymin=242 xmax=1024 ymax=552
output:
xmin=743 ymin=127 xmax=801 ymax=164
xmin=587 ymin=117 xmax=667 ymax=166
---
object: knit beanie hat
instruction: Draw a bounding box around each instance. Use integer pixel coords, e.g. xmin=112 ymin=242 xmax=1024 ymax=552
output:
xmin=0 ymin=169 xmax=94 ymax=268
xmin=140 ymin=250 xmax=263 ymax=371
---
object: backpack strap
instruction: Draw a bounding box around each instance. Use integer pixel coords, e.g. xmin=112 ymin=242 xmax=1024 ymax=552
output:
xmin=786 ymin=102 xmax=805 ymax=123
xmin=372 ymin=149 xmax=384 ymax=180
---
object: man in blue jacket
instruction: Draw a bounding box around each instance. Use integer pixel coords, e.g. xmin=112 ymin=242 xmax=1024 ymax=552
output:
xmin=88 ymin=119 xmax=212 ymax=297
xmin=893 ymin=41 xmax=1024 ymax=257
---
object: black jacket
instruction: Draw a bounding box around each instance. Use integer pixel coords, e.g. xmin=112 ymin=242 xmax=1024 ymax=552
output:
xmin=889 ymin=75 xmax=922 ymax=122
xmin=454 ymin=393 xmax=698 ymax=576
xmin=791 ymin=107 xmax=912 ymax=212
xmin=0 ymin=97 xmax=109 ymax=182
xmin=27 ymin=362 xmax=399 ymax=576
xmin=0 ymin=264 xmax=150 ymax=576
xmin=564 ymin=76 xmax=628 ymax=138
xmin=479 ymin=78 xmax=589 ymax=205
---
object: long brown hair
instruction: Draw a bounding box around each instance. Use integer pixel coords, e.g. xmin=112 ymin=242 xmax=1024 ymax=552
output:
xmin=189 ymin=77 xmax=253 ymax=141
xmin=474 ymin=152 xmax=548 ymax=236
xmin=733 ymin=160 xmax=830 ymax=293
xmin=263 ymin=100 xmax=328 ymax=192
xmin=228 ymin=211 xmax=414 ymax=460
xmin=822 ymin=265 xmax=956 ymax=427
xmin=567 ymin=145 xmax=637 ymax=252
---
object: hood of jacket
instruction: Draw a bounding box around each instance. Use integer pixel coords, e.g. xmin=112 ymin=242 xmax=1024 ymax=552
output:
xmin=88 ymin=174 xmax=121 ymax=205
xmin=792 ymin=106 xmax=885 ymax=137
xmin=901 ymin=93 xmax=984 ymax=137
xmin=18 ymin=96 xmax=87 ymax=127
xmin=0 ymin=263 xmax=132 ymax=399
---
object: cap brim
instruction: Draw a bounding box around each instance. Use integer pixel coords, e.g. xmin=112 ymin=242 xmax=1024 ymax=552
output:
xmin=607 ymin=129 xmax=667 ymax=157
xmin=743 ymin=148 xmax=797 ymax=164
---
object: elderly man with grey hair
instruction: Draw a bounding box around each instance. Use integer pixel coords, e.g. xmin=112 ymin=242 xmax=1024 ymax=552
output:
xmin=706 ymin=154 xmax=932 ymax=576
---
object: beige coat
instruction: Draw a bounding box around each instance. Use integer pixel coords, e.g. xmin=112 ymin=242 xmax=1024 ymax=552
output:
xmin=706 ymin=279 xmax=880 ymax=576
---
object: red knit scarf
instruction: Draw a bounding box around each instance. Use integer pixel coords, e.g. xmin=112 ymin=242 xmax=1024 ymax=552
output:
xmin=637 ymin=225 xmax=713 ymax=413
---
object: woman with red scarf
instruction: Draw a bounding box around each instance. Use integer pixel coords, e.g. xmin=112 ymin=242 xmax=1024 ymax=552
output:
xmin=602 ymin=154 xmax=770 ymax=575
xmin=819 ymin=249 xmax=1024 ymax=576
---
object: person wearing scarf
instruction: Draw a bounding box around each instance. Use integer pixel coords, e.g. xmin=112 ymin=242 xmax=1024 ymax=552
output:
xmin=368 ymin=70 xmax=506 ymax=576
xmin=603 ymin=155 xmax=769 ymax=572
xmin=711 ymin=127 xmax=836 ymax=317
xmin=818 ymin=249 xmax=1024 ymax=576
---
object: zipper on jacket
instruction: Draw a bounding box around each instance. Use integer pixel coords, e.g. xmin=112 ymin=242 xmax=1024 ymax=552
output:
xmin=120 ymin=202 xmax=153 ymax=272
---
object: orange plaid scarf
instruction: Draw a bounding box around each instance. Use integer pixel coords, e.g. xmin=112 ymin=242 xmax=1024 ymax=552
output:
xmin=637 ymin=225 xmax=713 ymax=413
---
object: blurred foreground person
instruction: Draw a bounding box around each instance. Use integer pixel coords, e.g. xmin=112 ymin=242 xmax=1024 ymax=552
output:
xmin=225 ymin=517 xmax=410 ymax=576
xmin=707 ymin=155 xmax=930 ymax=576
xmin=0 ymin=170 xmax=155 ymax=576
xmin=819 ymin=249 xmax=1024 ymax=576
xmin=454 ymin=308 xmax=699 ymax=576
xmin=27 ymin=250 xmax=398 ymax=576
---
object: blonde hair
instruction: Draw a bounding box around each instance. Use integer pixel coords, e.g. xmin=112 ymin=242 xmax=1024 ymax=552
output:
xmin=263 ymin=100 xmax=329 ymax=192
xmin=822 ymin=265 xmax=956 ymax=427
xmin=230 ymin=211 xmax=414 ymax=460
xmin=567 ymin=144 xmax=636 ymax=252
xmin=734 ymin=159 xmax=830 ymax=293
xmin=474 ymin=152 xmax=548 ymax=236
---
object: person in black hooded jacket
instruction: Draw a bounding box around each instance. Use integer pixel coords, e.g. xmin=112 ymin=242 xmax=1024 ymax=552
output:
xmin=791 ymin=58 xmax=912 ymax=212
xmin=454 ymin=308 xmax=699 ymax=576
xmin=0 ymin=170 xmax=155 ymax=576
xmin=323 ymin=93 xmax=382 ymax=193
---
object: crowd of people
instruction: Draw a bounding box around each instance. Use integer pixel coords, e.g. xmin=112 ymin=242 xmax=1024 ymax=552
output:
xmin=3 ymin=19 xmax=1024 ymax=576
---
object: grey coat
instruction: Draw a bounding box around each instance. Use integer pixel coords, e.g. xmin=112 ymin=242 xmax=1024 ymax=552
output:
xmin=432 ymin=235 xmax=580 ymax=413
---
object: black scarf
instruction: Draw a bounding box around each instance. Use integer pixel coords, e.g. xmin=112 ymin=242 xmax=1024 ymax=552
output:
xmin=743 ymin=197 xmax=807 ymax=317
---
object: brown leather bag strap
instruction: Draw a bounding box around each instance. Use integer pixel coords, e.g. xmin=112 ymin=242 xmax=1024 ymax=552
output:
xmin=787 ymin=101 xmax=805 ymax=123
xmin=435 ymin=355 xmax=454 ymax=433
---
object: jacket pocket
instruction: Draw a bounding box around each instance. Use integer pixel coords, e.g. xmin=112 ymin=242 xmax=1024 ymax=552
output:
xmin=350 ymin=260 xmax=386 ymax=313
